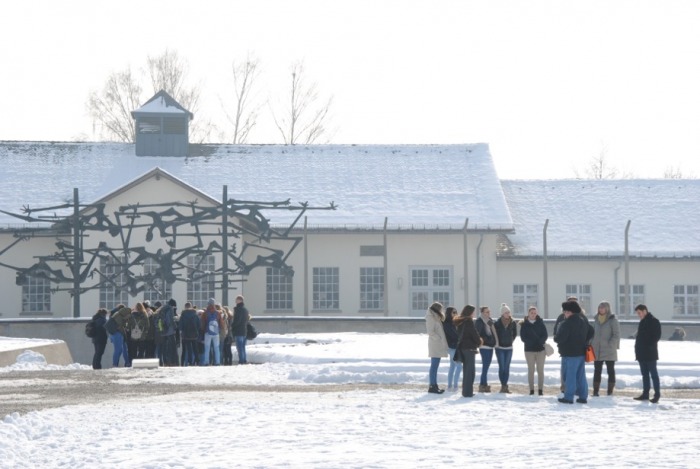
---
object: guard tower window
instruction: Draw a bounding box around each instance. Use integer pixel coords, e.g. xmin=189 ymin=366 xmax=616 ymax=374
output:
xmin=138 ymin=117 xmax=161 ymax=134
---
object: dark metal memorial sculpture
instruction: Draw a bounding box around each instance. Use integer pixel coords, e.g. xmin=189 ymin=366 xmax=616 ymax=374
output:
xmin=0 ymin=186 xmax=335 ymax=316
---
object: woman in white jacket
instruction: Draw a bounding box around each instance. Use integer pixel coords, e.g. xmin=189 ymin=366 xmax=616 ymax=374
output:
xmin=425 ymin=301 xmax=449 ymax=394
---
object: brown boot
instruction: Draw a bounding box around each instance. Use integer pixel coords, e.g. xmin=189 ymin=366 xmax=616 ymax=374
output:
xmin=607 ymin=381 xmax=615 ymax=396
xmin=593 ymin=380 xmax=601 ymax=397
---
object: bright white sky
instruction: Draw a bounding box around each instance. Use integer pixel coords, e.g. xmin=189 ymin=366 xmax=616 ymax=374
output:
xmin=2 ymin=0 xmax=700 ymax=179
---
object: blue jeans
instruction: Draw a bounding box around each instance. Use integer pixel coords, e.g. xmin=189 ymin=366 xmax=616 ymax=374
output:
xmin=638 ymin=360 xmax=660 ymax=398
xmin=203 ymin=333 xmax=221 ymax=365
xmin=562 ymin=355 xmax=588 ymax=401
xmin=235 ymin=335 xmax=248 ymax=364
xmin=495 ymin=348 xmax=513 ymax=385
xmin=447 ymin=348 xmax=463 ymax=387
xmin=110 ymin=332 xmax=129 ymax=367
xmin=479 ymin=348 xmax=494 ymax=386
xmin=429 ymin=357 xmax=441 ymax=386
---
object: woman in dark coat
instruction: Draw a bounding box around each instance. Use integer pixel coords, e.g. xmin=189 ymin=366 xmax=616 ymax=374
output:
xmin=91 ymin=308 xmax=109 ymax=369
xmin=453 ymin=305 xmax=482 ymax=398
xmin=519 ymin=306 xmax=548 ymax=395
xmin=232 ymin=295 xmax=250 ymax=364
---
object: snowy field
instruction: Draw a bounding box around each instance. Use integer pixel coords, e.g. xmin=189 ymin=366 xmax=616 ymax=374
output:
xmin=1 ymin=333 xmax=699 ymax=468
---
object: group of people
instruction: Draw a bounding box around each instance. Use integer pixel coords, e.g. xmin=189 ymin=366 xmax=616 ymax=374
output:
xmin=90 ymin=295 xmax=253 ymax=369
xmin=426 ymin=299 xmax=662 ymax=403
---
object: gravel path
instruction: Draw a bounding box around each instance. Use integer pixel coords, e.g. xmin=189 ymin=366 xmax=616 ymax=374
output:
xmin=2 ymin=369 xmax=698 ymax=417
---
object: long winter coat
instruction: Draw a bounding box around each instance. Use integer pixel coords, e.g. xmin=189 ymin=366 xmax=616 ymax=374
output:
xmin=554 ymin=312 xmax=594 ymax=357
xmin=232 ymin=302 xmax=249 ymax=337
xmin=456 ymin=317 xmax=481 ymax=352
xmin=591 ymin=313 xmax=620 ymax=361
xmin=635 ymin=312 xmax=662 ymax=362
xmin=519 ymin=316 xmax=548 ymax=352
xmin=425 ymin=309 xmax=449 ymax=358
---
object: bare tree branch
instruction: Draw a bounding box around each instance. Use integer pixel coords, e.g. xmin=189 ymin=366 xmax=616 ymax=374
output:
xmin=86 ymin=68 xmax=142 ymax=142
xmin=271 ymin=61 xmax=332 ymax=145
xmin=223 ymin=55 xmax=261 ymax=144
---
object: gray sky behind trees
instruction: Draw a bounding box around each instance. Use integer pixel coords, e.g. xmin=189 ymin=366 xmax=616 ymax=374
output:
xmin=2 ymin=0 xmax=700 ymax=179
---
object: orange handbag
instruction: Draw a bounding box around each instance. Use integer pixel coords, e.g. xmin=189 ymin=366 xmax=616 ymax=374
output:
xmin=585 ymin=345 xmax=596 ymax=363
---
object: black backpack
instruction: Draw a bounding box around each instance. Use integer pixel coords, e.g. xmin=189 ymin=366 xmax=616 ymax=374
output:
xmin=85 ymin=319 xmax=97 ymax=338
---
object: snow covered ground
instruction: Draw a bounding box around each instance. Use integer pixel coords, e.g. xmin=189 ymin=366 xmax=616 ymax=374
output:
xmin=1 ymin=333 xmax=699 ymax=468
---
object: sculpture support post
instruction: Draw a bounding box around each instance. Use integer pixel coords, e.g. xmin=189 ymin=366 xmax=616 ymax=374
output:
xmin=72 ymin=188 xmax=81 ymax=318
xmin=222 ymin=185 xmax=229 ymax=306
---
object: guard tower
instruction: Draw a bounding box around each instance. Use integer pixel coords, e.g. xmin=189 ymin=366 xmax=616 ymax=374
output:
xmin=131 ymin=90 xmax=193 ymax=156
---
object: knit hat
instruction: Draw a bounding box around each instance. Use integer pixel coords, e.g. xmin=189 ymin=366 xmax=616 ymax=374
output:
xmin=561 ymin=300 xmax=581 ymax=314
xmin=500 ymin=303 xmax=511 ymax=315
xmin=208 ymin=298 xmax=216 ymax=306
xmin=167 ymin=298 xmax=177 ymax=307
xmin=429 ymin=302 xmax=443 ymax=314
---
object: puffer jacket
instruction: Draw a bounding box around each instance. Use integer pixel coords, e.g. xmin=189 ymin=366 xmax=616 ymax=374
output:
xmin=494 ymin=317 xmax=517 ymax=348
xmin=591 ymin=313 xmax=620 ymax=361
xmin=425 ymin=309 xmax=448 ymax=358
xmin=519 ymin=316 xmax=548 ymax=352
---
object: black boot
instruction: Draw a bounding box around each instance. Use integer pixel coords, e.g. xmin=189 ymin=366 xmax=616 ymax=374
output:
xmin=607 ymin=381 xmax=615 ymax=396
xmin=538 ymin=389 xmax=543 ymax=396
xmin=428 ymin=384 xmax=445 ymax=394
xmin=593 ymin=380 xmax=601 ymax=397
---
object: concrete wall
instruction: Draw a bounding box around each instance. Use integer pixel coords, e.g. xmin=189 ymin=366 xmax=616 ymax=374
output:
xmin=1 ymin=317 xmax=697 ymax=366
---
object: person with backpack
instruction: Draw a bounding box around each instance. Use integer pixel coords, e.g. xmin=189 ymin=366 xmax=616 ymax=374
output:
xmin=89 ymin=308 xmax=109 ymax=369
xmin=128 ymin=302 xmax=151 ymax=360
xmin=232 ymin=295 xmax=251 ymax=365
xmin=200 ymin=298 xmax=225 ymax=366
xmin=107 ymin=305 xmax=132 ymax=367
xmin=179 ymin=302 xmax=201 ymax=366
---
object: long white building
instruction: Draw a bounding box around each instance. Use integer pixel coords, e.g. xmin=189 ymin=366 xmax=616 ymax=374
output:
xmin=0 ymin=141 xmax=698 ymax=321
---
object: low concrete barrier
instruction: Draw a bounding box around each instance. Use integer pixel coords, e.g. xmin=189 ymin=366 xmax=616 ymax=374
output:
xmin=0 ymin=317 xmax=697 ymax=366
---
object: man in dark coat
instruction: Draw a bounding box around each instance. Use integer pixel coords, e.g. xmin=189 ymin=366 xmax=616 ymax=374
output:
xmin=554 ymin=300 xmax=594 ymax=404
xmin=91 ymin=308 xmax=109 ymax=369
xmin=634 ymin=304 xmax=662 ymax=403
xmin=232 ymin=295 xmax=250 ymax=364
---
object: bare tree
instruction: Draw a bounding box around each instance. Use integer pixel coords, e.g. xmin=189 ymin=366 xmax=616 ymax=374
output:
xmin=223 ymin=55 xmax=261 ymax=144
xmin=663 ymin=165 xmax=696 ymax=179
xmin=272 ymin=61 xmax=332 ymax=145
xmin=87 ymin=68 xmax=142 ymax=142
xmin=146 ymin=49 xmax=213 ymax=143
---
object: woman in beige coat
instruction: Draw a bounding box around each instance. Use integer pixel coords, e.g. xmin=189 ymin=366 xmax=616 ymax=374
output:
xmin=591 ymin=300 xmax=621 ymax=396
xmin=425 ymin=301 xmax=449 ymax=394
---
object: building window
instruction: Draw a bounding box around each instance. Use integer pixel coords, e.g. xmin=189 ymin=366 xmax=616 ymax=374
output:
xmin=313 ymin=267 xmax=339 ymax=310
xmin=513 ymin=284 xmax=538 ymax=316
xmin=360 ymin=267 xmax=384 ymax=311
xmin=137 ymin=116 xmax=161 ymax=134
xmin=618 ymin=284 xmax=645 ymax=316
xmin=674 ymin=285 xmax=700 ymax=316
xmin=142 ymin=258 xmax=172 ymax=304
xmin=266 ymin=267 xmax=293 ymax=310
xmin=565 ymin=284 xmax=592 ymax=314
xmin=187 ymin=255 xmax=216 ymax=307
xmin=21 ymin=275 xmax=51 ymax=313
xmin=163 ymin=117 xmax=186 ymax=134
xmin=99 ymin=256 xmax=130 ymax=310
xmin=410 ymin=267 xmax=452 ymax=315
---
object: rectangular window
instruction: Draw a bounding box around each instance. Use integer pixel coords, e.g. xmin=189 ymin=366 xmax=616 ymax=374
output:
xmin=21 ymin=275 xmax=51 ymax=313
xmin=674 ymin=285 xmax=700 ymax=316
xmin=513 ymin=284 xmax=538 ymax=317
xmin=142 ymin=258 xmax=172 ymax=305
xmin=360 ymin=267 xmax=384 ymax=310
xmin=266 ymin=267 xmax=293 ymax=310
xmin=360 ymin=245 xmax=385 ymax=256
xmin=410 ymin=267 xmax=452 ymax=315
xmin=565 ymin=284 xmax=592 ymax=315
xmin=187 ymin=255 xmax=216 ymax=307
xmin=138 ymin=116 xmax=161 ymax=134
xmin=163 ymin=117 xmax=186 ymax=134
xmin=618 ymin=284 xmax=645 ymax=316
xmin=313 ymin=267 xmax=339 ymax=310
xmin=99 ymin=256 xmax=130 ymax=310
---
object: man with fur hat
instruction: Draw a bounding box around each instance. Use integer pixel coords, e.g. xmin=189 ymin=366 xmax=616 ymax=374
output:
xmin=554 ymin=300 xmax=594 ymax=404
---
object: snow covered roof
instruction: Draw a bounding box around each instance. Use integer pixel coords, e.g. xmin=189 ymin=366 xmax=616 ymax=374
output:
xmin=501 ymin=179 xmax=700 ymax=257
xmin=131 ymin=90 xmax=193 ymax=118
xmin=0 ymin=142 xmax=512 ymax=230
